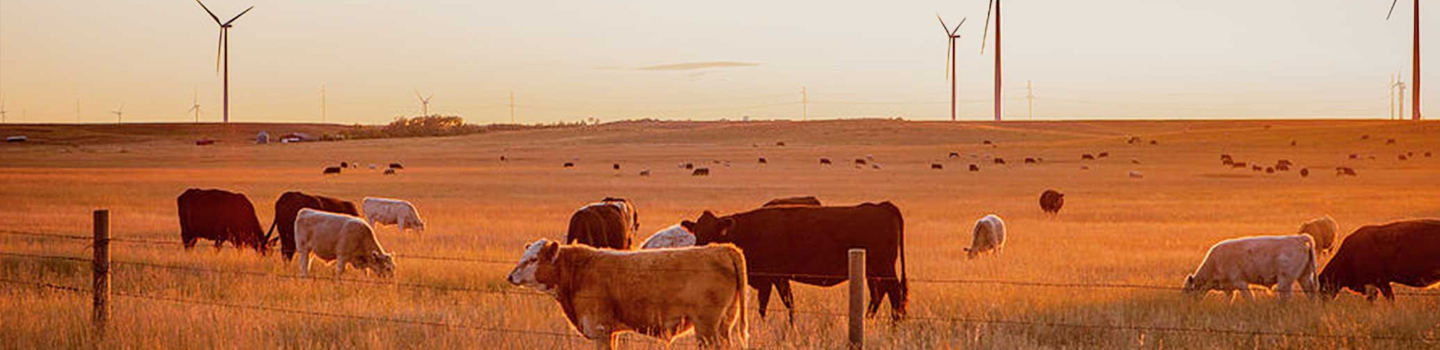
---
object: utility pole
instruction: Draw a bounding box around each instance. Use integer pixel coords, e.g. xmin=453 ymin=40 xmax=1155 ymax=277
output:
xmin=802 ymin=86 xmax=808 ymax=121
xmin=1026 ymin=80 xmax=1035 ymax=120
xmin=321 ymin=84 xmax=327 ymax=123
xmin=509 ymin=91 xmax=516 ymax=124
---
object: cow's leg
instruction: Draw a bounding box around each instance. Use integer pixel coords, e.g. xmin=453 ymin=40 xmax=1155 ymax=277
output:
xmin=774 ymin=279 xmax=796 ymax=323
xmin=1378 ymin=283 xmax=1396 ymax=301
xmin=1299 ymin=274 xmax=1319 ymax=300
xmin=1276 ymin=279 xmax=1295 ymax=302
xmin=886 ymin=277 xmax=908 ymax=319
xmin=1236 ymin=286 xmax=1255 ymax=302
xmin=1364 ymin=285 xmax=1380 ymax=301
xmin=753 ymin=278 xmax=773 ymax=318
xmin=866 ymin=277 xmax=884 ymax=317
xmin=183 ymin=237 xmax=197 ymax=250
xmin=398 ymin=220 xmax=406 ymax=235
xmin=298 ymin=250 xmax=311 ymax=277
xmin=334 ymin=256 xmax=347 ymax=278
xmin=691 ymin=312 xmax=723 ymax=349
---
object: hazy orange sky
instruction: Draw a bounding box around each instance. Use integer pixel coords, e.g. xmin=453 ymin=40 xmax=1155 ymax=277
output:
xmin=0 ymin=0 xmax=1434 ymax=124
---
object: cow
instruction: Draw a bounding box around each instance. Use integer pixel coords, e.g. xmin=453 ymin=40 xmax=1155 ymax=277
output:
xmin=1149 ymin=140 xmax=1158 ymax=145
xmin=1130 ymin=170 xmax=1145 ymax=178
xmin=1319 ymin=219 xmax=1440 ymax=301
xmin=176 ymin=189 xmax=271 ymax=254
xmin=612 ymin=163 xmax=621 ymax=170
xmin=949 ymin=152 xmax=960 ymax=158
xmin=1251 ymin=165 xmax=1263 ymax=172
xmin=965 ymin=215 xmax=1006 ymax=259
xmin=1183 ymin=235 xmax=1317 ymax=301
xmin=563 ymin=162 xmax=575 ymax=168
xmin=1039 ymin=190 xmax=1064 ymax=214
xmin=1265 ymin=167 xmax=1275 ymax=174
xmin=993 ymin=158 xmax=1006 ymax=165
xmin=293 ymin=209 xmax=395 ymax=278
xmin=775 ymin=141 xmax=786 ymax=146
xmin=1082 ymin=154 xmax=1095 ymax=160
xmin=500 ymin=155 xmax=508 ymax=162
xmin=1098 ymin=152 xmax=1110 ymax=158
xmin=969 ymin=164 xmax=980 ymax=172
xmin=1024 ymin=158 xmax=1037 ymax=164
xmin=383 ymin=168 xmax=397 ymax=175
xmin=1335 ymin=167 xmax=1358 ymax=176
xmin=930 ymin=163 xmax=944 ymax=170
xmin=1276 ymin=164 xmax=1291 ymax=171
xmin=340 ymin=161 xmax=349 ymax=168
xmin=323 ymin=166 xmax=342 ymax=175
xmin=1426 ymin=151 xmax=1433 ymax=158
xmin=820 ymin=158 xmax=832 ymax=165
xmin=1399 ymin=154 xmax=1409 ymax=161
xmin=565 ymin=198 xmax=638 ymax=250
xmin=683 ymin=162 xmax=695 ymax=170
xmin=507 ymin=239 xmax=748 ymax=349
xmin=1298 ymin=216 xmax=1340 ymax=255
xmin=982 ymin=140 xmax=993 ymax=145
xmin=682 ymin=202 xmax=908 ymax=320
xmin=639 ymin=170 xmax=651 ymax=177
xmin=692 ymin=168 xmax=710 ymax=176
xmin=763 ymin=196 xmax=822 ymax=207
xmin=389 ymin=162 xmax=404 ymax=169
xmin=758 ymin=157 xmax=767 ymax=164
xmin=267 ymin=192 xmax=360 ymax=261
xmin=855 ymin=158 xmax=867 ymax=165
xmin=362 ymin=197 xmax=426 ymax=234
xmin=640 ymin=225 xmax=695 ymax=249
xmin=1386 ymin=138 xmax=1397 ymax=145
xmin=1300 ymin=168 xmax=1310 ymax=177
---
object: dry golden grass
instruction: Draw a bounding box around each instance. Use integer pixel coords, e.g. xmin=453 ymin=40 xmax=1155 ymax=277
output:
xmin=2 ymin=119 xmax=1439 ymax=349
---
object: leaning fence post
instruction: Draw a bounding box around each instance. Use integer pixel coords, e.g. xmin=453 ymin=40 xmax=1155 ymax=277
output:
xmin=848 ymin=248 xmax=866 ymax=350
xmin=92 ymin=209 xmax=110 ymax=344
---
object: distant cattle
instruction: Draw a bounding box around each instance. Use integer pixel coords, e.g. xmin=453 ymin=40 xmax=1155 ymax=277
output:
xmin=1098 ymin=152 xmax=1110 ymax=158
xmin=1024 ymin=158 xmax=1037 ymax=164
xmin=613 ymin=163 xmax=621 ymax=170
xmin=763 ymin=196 xmax=822 ymax=207
xmin=639 ymin=169 xmax=651 ymax=176
xmin=931 ymin=163 xmax=944 ymax=170
xmin=969 ymin=164 xmax=980 ymax=172
xmin=1361 ymin=135 xmax=1371 ymax=140
xmin=1319 ymin=219 xmax=1440 ymax=301
xmin=388 ymin=163 xmax=404 ymax=169
xmin=1426 ymin=151 xmax=1432 ymax=158
xmin=1399 ymin=154 xmax=1409 ymax=161
xmin=684 ymin=162 xmax=695 ymax=170
xmin=565 ymin=198 xmax=638 ymax=250
xmin=1265 ymin=167 xmax=1275 ymax=174
xmin=176 ymin=189 xmax=271 ymax=253
xmin=1290 ymin=140 xmax=1297 ymax=146
xmin=640 ymin=225 xmax=696 ymax=249
xmin=1132 ymin=159 xmax=1142 ymax=165
xmin=1223 ymin=159 xmax=1235 ymax=166
xmin=1251 ymin=165 xmax=1263 ymax=172
xmin=1277 ymin=159 xmax=1294 ymax=167
xmin=1349 ymin=154 xmax=1360 ymax=160
xmin=855 ymin=158 xmax=867 ymax=165
xmin=1040 ymin=190 xmax=1064 ymax=214
xmin=1335 ymin=167 xmax=1358 ymax=176
xmin=507 ymin=240 xmax=748 ymax=349
xmin=1080 ymin=165 xmax=1091 ymax=170
xmin=383 ymin=168 xmax=397 ymax=175
xmin=1127 ymin=136 xmax=1142 ymax=144
xmin=1298 ymin=216 xmax=1341 ymax=255
xmin=500 ymin=155 xmax=507 ymax=162
xmin=294 ymin=209 xmax=395 ymax=278
xmin=993 ymin=158 xmax=1006 ymax=164
xmin=692 ymin=168 xmax=710 ymax=176
xmin=820 ymin=158 xmax=832 ymax=165
xmin=1386 ymin=138 xmax=1397 ymax=145
xmin=323 ymin=166 xmax=342 ymax=175
xmin=1275 ymin=164 xmax=1291 ymax=171
xmin=1231 ymin=162 xmax=1247 ymax=168
xmin=871 ymin=163 xmax=882 ymax=170
xmin=6 ymin=135 xmax=28 ymax=143
xmin=340 ymin=161 xmax=349 ymax=168
xmin=1082 ymin=154 xmax=1095 ymax=160
xmin=758 ymin=157 xmax=767 ymax=164
xmin=949 ymin=152 xmax=960 ymax=158
xmin=683 ymin=202 xmax=908 ymax=320
xmin=1300 ymin=168 xmax=1310 ymax=177
xmin=965 ymin=215 xmax=1006 ymax=259
xmin=982 ymin=140 xmax=993 ymax=145
xmin=563 ymin=162 xmax=575 ymax=168
xmin=1184 ymin=235 xmax=1317 ymax=301
xmin=363 ymin=197 xmax=426 ymax=234
xmin=776 ymin=141 xmax=786 ymax=146
xmin=195 ymin=139 xmax=215 ymax=146
xmin=268 ymin=192 xmax=360 ymax=261
xmin=1149 ymin=140 xmax=1158 ymax=145
xmin=1129 ymin=170 xmax=1145 ymax=178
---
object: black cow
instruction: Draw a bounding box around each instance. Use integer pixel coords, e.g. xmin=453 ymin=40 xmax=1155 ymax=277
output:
xmin=758 ymin=157 xmax=768 ymax=164
xmin=692 ymin=168 xmax=710 ymax=176
xmin=683 ymin=202 xmax=908 ymax=320
xmin=930 ymin=163 xmax=944 ymax=170
xmin=820 ymin=158 xmax=832 ymax=165
xmin=267 ymin=191 xmax=359 ymax=260
xmin=389 ymin=162 xmax=405 ymax=169
xmin=323 ymin=166 xmax=342 ymax=175
xmin=1319 ymin=220 xmax=1440 ymax=301
xmin=1040 ymin=190 xmax=1064 ymax=214
xmin=968 ymin=164 xmax=980 ymax=172
xmin=176 ymin=189 xmax=270 ymax=254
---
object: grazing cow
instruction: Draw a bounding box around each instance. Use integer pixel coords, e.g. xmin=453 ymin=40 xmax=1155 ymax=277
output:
xmin=949 ymin=152 xmax=960 ymax=158
xmin=362 ymin=197 xmax=426 ymax=234
xmin=819 ymin=158 xmax=832 ymax=165
xmin=1182 ymin=235 xmax=1318 ymax=301
xmin=1349 ymin=154 xmax=1360 ymax=160
xmin=1039 ymin=190 xmax=1064 ymax=214
xmin=1426 ymin=151 xmax=1432 ymax=158
xmin=507 ymin=239 xmax=748 ymax=349
xmin=965 ymin=215 xmax=1006 ymax=259
xmin=931 ymin=163 xmax=944 ymax=170
xmin=683 ymin=162 xmax=695 ymax=170
xmin=1024 ymin=157 xmax=1037 ymax=164
xmin=563 ymin=162 xmax=575 ymax=168
xmin=389 ymin=162 xmax=404 ymax=169
xmin=1276 ymin=164 xmax=1291 ymax=171
xmin=1082 ymin=154 xmax=1095 ymax=160
xmin=993 ymin=158 xmax=1006 ymax=165
xmin=1386 ymin=138 xmax=1397 ymax=145
xmin=871 ymin=163 xmax=882 ymax=170
xmin=268 ymin=192 xmax=360 ymax=261
xmin=692 ymin=168 xmax=710 ymax=176
xmin=640 ymin=225 xmax=696 ymax=249
xmin=1399 ymin=154 xmax=1409 ymax=161
xmin=1335 ymin=167 xmax=1357 ymax=176
xmin=176 ymin=189 xmax=271 ymax=253
xmin=969 ymin=164 xmax=980 ymax=172
xmin=500 ymin=155 xmax=508 ymax=162
xmin=1266 ymin=167 xmax=1275 ymax=174
xmin=323 ymin=166 xmax=342 ymax=175
xmin=683 ymin=202 xmax=908 ymax=320
xmin=1290 ymin=140 xmax=1297 ymax=146
xmin=340 ymin=161 xmax=349 ymax=168
xmin=1361 ymin=135 xmax=1370 ymax=140
xmin=1300 ymin=168 xmax=1310 ymax=177
xmin=293 ymin=209 xmax=395 ymax=278
xmin=758 ymin=157 xmax=767 ymax=164
xmin=1149 ymin=140 xmax=1158 ymax=145
xmin=1130 ymin=170 xmax=1145 ymax=178
xmin=1132 ymin=159 xmax=1142 ymax=165
xmin=383 ymin=168 xmax=397 ymax=175
xmin=613 ymin=163 xmax=621 ymax=170
xmin=776 ymin=141 xmax=786 ymax=146
xmin=1098 ymin=152 xmax=1110 ymax=158
xmin=855 ymin=158 xmax=867 ymax=165
xmin=1223 ymin=159 xmax=1235 ymax=166
xmin=1251 ymin=165 xmax=1263 ymax=172
xmin=982 ymin=140 xmax=993 ymax=145
xmin=565 ymin=198 xmax=638 ymax=250
xmin=763 ymin=196 xmax=822 ymax=207
xmin=639 ymin=170 xmax=651 ymax=177
xmin=1277 ymin=159 xmax=1294 ymax=167
xmin=1298 ymin=216 xmax=1340 ymax=255
xmin=1319 ymin=219 xmax=1440 ymax=301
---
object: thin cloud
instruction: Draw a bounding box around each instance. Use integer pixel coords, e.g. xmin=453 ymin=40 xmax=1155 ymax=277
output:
xmin=636 ymin=61 xmax=760 ymax=71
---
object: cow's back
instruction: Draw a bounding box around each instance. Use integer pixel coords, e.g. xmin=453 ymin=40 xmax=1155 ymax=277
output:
xmin=1327 ymin=220 xmax=1440 ymax=288
xmin=726 ymin=203 xmax=902 ymax=280
xmin=567 ymin=204 xmax=631 ymax=249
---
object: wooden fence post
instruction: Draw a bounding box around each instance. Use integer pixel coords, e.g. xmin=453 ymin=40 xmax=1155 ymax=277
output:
xmin=92 ymin=209 xmax=110 ymax=343
xmin=848 ymin=248 xmax=866 ymax=350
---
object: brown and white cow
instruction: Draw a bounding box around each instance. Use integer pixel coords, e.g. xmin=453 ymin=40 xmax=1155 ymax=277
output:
xmin=507 ymin=239 xmax=748 ymax=349
xmin=566 ymin=198 xmax=639 ymax=250
xmin=1183 ymin=235 xmax=1317 ymax=301
xmin=1319 ymin=219 xmax=1440 ymax=301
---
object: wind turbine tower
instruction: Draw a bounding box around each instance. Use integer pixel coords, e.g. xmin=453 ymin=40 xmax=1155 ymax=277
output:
xmin=186 ymin=90 xmax=202 ymax=123
xmin=937 ymin=15 xmax=965 ymax=121
xmin=1026 ymin=81 xmax=1036 ymax=120
xmin=980 ymin=0 xmax=1003 ymax=122
xmin=1388 ymin=0 xmax=1422 ymax=120
xmin=196 ymin=0 xmax=255 ymax=123
xmin=415 ymin=90 xmax=433 ymax=117
xmin=509 ymin=92 xmax=516 ymax=123
xmin=112 ymin=104 xmax=125 ymax=124
xmin=0 ymin=101 xmax=8 ymax=123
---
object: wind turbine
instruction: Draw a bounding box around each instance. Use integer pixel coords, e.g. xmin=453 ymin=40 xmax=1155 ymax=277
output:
xmin=112 ymin=104 xmax=125 ymax=124
xmin=938 ymin=15 xmax=965 ymax=122
xmin=1387 ymin=0 xmax=1421 ymax=120
xmin=186 ymin=89 xmax=202 ymax=123
xmin=980 ymin=0 xmax=1003 ymax=122
xmin=196 ymin=0 xmax=254 ymax=124
xmin=415 ymin=90 xmax=433 ymax=116
xmin=0 ymin=100 xmax=8 ymax=124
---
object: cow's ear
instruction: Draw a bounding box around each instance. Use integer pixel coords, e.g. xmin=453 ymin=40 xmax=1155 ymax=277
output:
xmin=681 ymin=220 xmax=696 ymax=231
xmin=718 ymin=218 xmax=736 ymax=235
xmin=542 ymin=241 xmax=560 ymax=263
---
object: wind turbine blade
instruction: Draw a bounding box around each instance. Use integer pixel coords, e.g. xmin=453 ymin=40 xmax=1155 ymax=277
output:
xmin=1386 ymin=0 xmax=1400 ymax=20
xmin=981 ymin=0 xmax=994 ymax=54
xmin=415 ymin=90 xmax=424 ymax=102
xmin=223 ymin=6 xmax=255 ymax=26
xmin=937 ymin=15 xmax=950 ymax=35
xmin=946 ymin=39 xmax=954 ymax=80
xmin=216 ymin=29 xmax=224 ymax=74
xmin=953 ymin=18 xmax=966 ymax=35
xmin=196 ymin=0 xmax=222 ymax=25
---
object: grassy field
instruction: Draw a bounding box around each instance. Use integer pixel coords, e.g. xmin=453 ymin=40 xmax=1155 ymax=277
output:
xmin=2 ymin=119 xmax=1438 ymax=350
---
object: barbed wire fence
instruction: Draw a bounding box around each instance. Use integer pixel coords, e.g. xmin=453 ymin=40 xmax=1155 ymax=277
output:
xmin=3 ymin=213 xmax=1439 ymax=349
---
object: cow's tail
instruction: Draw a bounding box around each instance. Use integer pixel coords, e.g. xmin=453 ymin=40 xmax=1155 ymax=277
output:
xmin=729 ymin=245 xmax=749 ymax=347
xmin=1302 ymin=235 xmax=1319 ymax=296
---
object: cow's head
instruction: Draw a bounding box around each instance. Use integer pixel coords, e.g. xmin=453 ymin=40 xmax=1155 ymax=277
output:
xmin=508 ymin=239 xmax=562 ymax=295
xmin=682 ymin=211 xmax=735 ymax=245
xmin=1181 ymin=274 xmax=1206 ymax=299
xmin=1316 ymin=268 xmax=1348 ymax=300
xmin=369 ymin=251 xmax=396 ymax=279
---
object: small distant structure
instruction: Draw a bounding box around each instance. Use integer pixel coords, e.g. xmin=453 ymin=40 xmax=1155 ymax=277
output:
xmin=6 ymin=135 xmax=28 ymax=143
xmin=279 ymin=132 xmax=317 ymax=143
xmin=256 ymin=131 xmax=269 ymax=144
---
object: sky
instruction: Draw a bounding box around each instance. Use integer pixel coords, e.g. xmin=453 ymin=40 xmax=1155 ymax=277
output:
xmin=0 ymin=0 xmax=1435 ymax=124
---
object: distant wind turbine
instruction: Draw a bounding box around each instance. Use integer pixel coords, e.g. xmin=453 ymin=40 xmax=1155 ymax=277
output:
xmin=112 ymin=104 xmax=125 ymax=124
xmin=195 ymin=0 xmax=255 ymax=124
xmin=415 ymin=90 xmax=433 ymax=116
xmin=937 ymin=15 xmax=965 ymax=122
xmin=186 ymin=89 xmax=202 ymax=123
xmin=1387 ymin=0 xmax=1421 ymax=120
xmin=980 ymin=0 xmax=1003 ymax=122
xmin=0 ymin=100 xmax=8 ymax=124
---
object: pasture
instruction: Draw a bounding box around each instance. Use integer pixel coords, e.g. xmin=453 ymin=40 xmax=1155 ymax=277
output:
xmin=2 ymin=119 xmax=1439 ymax=349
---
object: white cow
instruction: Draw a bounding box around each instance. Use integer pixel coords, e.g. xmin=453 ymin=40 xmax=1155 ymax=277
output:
xmin=293 ymin=208 xmax=396 ymax=278
xmin=965 ymin=214 xmax=1006 ymax=259
xmin=640 ymin=224 xmax=696 ymax=249
xmin=1298 ymin=216 xmax=1340 ymax=254
xmin=1183 ymin=235 xmax=1317 ymax=301
xmin=362 ymin=197 xmax=426 ymax=234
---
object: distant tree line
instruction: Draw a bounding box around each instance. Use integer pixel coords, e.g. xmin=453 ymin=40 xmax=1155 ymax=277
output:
xmin=332 ymin=115 xmax=590 ymax=140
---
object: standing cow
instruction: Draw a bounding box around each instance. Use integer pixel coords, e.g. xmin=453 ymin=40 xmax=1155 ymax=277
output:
xmin=507 ymin=239 xmax=748 ymax=349
xmin=269 ymin=191 xmax=360 ymax=261
xmin=1039 ymin=190 xmax=1064 ymax=214
xmin=294 ymin=209 xmax=396 ymax=278
xmin=176 ymin=188 xmax=271 ymax=254
xmin=565 ymin=198 xmax=639 ymax=250
xmin=1298 ymin=216 xmax=1340 ymax=254
xmin=640 ymin=225 xmax=696 ymax=250
xmin=1319 ymin=219 xmax=1440 ymax=301
xmin=363 ymin=197 xmax=426 ymax=234
xmin=965 ymin=215 xmax=1006 ymax=259
xmin=1183 ymin=235 xmax=1317 ymax=301
xmin=683 ymin=202 xmax=908 ymax=320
